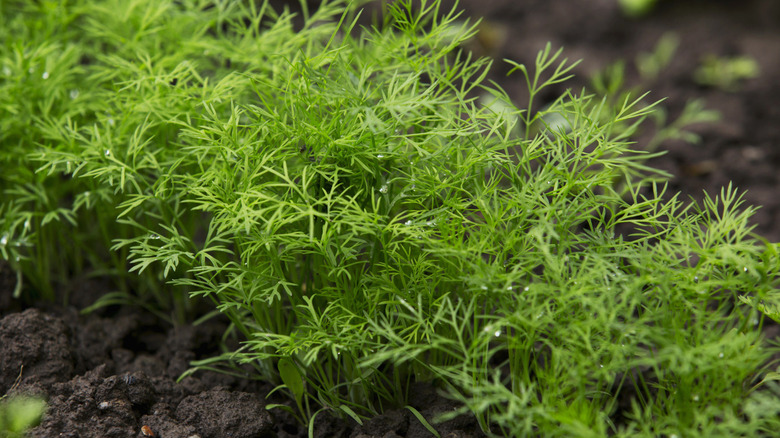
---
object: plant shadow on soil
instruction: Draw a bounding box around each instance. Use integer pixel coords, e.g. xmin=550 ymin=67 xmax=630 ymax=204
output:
xmin=3 ymin=0 xmax=780 ymax=437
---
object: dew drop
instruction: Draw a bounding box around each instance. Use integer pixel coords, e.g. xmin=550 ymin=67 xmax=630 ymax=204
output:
xmin=104 ymin=149 xmax=111 ymax=157
xmin=718 ymin=352 xmax=724 ymax=358
xmin=524 ymin=286 xmax=529 ymax=292
xmin=743 ymin=267 xmax=748 ymax=272
xmin=28 ymin=67 xmax=35 ymax=74
xmin=24 ymin=219 xmax=30 ymax=230
xmin=494 ymin=330 xmax=501 ymax=338
xmin=692 ymin=395 xmax=699 ymax=402
xmin=379 ymin=185 xmax=388 ymax=194
xmin=2 ymin=66 xmax=10 ymax=76
xmin=507 ymin=286 xmax=513 ymax=291
xmin=404 ymin=220 xmax=412 ymax=226
xmin=108 ymin=118 xmax=115 ymax=126
xmin=0 ymin=234 xmax=7 ymax=246
xmin=376 ymin=154 xmax=384 ymax=159
xmin=694 ymin=276 xmax=698 ymax=282
xmin=70 ymin=89 xmax=79 ymax=99
xmin=149 ymin=234 xmax=161 ymax=240
xmin=480 ymin=285 xmax=488 ymax=291
xmin=42 ymin=71 xmax=49 ymax=79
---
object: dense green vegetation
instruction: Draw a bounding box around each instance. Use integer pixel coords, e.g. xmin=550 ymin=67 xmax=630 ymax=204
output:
xmin=2 ymin=1 xmax=780 ymax=436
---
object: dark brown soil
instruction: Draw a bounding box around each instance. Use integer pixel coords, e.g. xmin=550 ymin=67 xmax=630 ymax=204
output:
xmin=0 ymin=300 xmax=482 ymax=438
xmin=2 ymin=1 xmax=779 ymax=437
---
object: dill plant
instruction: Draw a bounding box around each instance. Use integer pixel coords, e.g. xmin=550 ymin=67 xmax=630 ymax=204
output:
xmin=1 ymin=0 xmax=780 ymax=436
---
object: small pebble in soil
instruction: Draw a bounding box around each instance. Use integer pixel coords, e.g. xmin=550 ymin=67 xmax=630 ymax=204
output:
xmin=141 ymin=425 xmax=154 ymax=436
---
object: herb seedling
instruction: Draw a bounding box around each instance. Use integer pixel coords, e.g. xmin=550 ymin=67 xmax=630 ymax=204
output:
xmin=2 ymin=1 xmax=780 ymax=437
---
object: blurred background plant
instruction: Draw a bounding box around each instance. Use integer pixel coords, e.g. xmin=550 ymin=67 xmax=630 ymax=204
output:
xmin=588 ymin=32 xmax=722 ymax=152
xmin=0 ymin=395 xmax=47 ymax=438
xmin=694 ymin=54 xmax=760 ymax=91
xmin=0 ymin=368 xmax=47 ymax=438
xmin=618 ymin=0 xmax=658 ymax=18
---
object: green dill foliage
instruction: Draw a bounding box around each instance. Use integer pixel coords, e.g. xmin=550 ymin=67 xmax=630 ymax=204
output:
xmin=2 ymin=0 xmax=780 ymax=436
xmin=589 ymin=33 xmax=721 ymax=152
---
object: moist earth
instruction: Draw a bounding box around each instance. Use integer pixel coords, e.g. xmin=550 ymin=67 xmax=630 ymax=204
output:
xmin=2 ymin=0 xmax=779 ymax=437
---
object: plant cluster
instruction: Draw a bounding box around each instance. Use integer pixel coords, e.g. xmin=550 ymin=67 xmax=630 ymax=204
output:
xmin=2 ymin=0 xmax=780 ymax=436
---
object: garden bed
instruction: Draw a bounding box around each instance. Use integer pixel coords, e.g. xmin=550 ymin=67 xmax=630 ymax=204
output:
xmin=2 ymin=0 xmax=780 ymax=437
